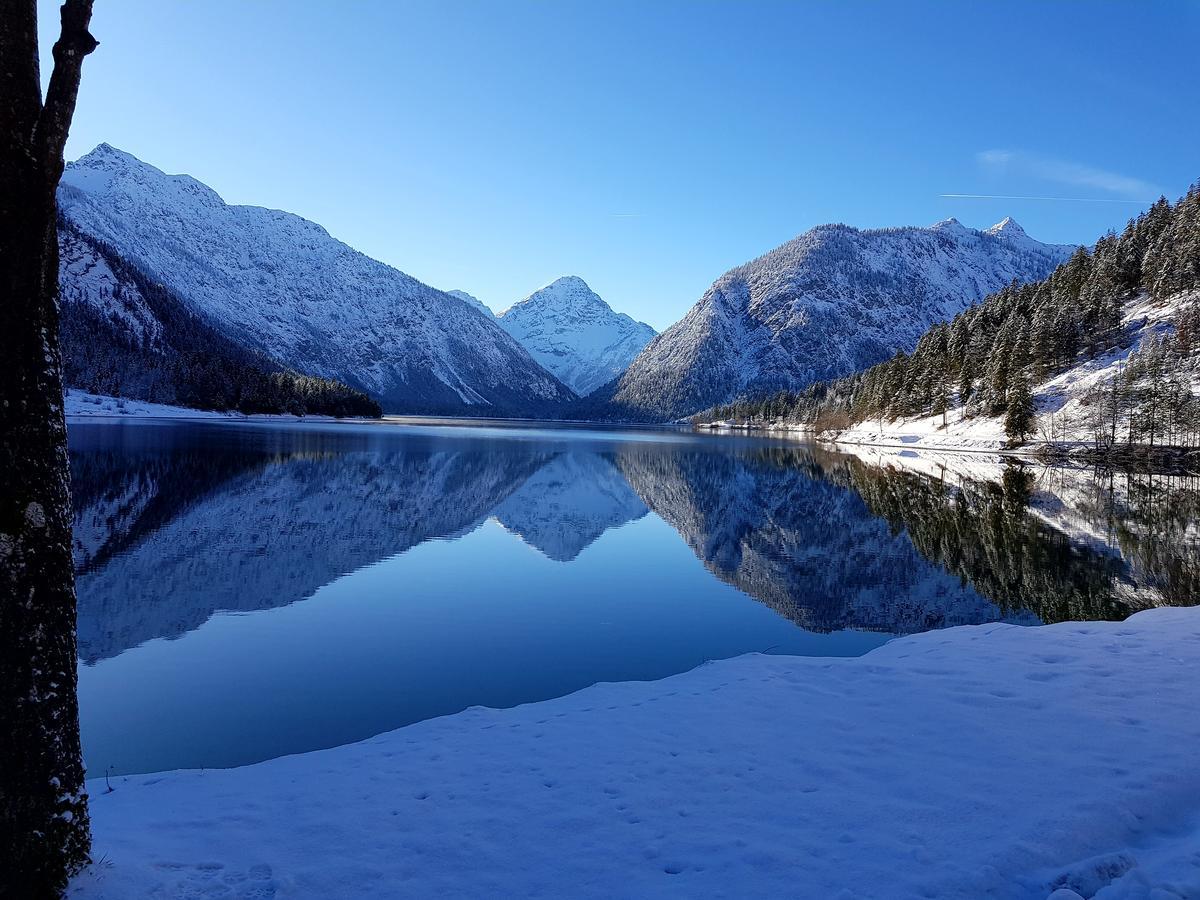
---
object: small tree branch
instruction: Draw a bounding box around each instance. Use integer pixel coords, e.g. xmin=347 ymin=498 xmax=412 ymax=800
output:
xmin=36 ymin=0 xmax=97 ymax=184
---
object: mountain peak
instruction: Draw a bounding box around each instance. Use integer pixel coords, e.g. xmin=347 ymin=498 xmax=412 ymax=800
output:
xmin=64 ymin=143 xmax=232 ymax=212
xmin=498 ymin=277 xmax=656 ymax=396
xmin=75 ymin=142 xmax=159 ymax=173
xmin=604 ymin=212 xmax=1076 ymax=421
xmin=536 ymin=275 xmax=604 ymax=307
xmin=72 ymin=142 xmax=141 ymax=172
xmin=931 ymin=217 xmax=969 ymax=234
xmin=549 ymin=275 xmax=591 ymax=291
xmin=85 ymin=141 xmax=124 ymax=158
xmin=986 ymin=216 xmax=1026 ymax=238
xmin=504 ymin=276 xmax=607 ymax=316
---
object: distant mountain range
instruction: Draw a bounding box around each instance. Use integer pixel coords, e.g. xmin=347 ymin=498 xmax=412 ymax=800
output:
xmin=446 ymin=290 xmax=494 ymax=318
xmin=590 ymin=217 xmax=1075 ymax=421
xmin=58 ymin=144 xmax=574 ymax=416
xmin=56 ymin=143 xmax=1081 ymax=422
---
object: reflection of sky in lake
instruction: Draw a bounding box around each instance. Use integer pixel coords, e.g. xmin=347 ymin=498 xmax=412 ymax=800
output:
xmin=72 ymin=418 xmax=1190 ymax=776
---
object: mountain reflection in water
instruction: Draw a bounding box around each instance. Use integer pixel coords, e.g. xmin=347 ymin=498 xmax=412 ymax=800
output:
xmin=69 ymin=420 xmax=1199 ymax=773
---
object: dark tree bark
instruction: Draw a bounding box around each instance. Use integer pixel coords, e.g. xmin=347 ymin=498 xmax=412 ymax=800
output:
xmin=0 ymin=1 xmax=97 ymax=895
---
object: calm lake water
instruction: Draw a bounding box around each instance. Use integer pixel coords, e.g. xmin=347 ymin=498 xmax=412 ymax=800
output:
xmin=69 ymin=418 xmax=1200 ymax=776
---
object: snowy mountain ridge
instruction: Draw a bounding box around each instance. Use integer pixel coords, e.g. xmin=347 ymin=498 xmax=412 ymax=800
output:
xmin=595 ymin=217 xmax=1076 ymax=421
xmin=497 ymin=276 xmax=657 ymax=396
xmin=57 ymin=144 xmax=575 ymax=415
xmin=446 ymin=290 xmax=494 ymax=317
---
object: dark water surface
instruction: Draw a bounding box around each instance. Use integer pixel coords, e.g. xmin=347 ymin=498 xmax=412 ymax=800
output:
xmin=69 ymin=418 xmax=1199 ymax=775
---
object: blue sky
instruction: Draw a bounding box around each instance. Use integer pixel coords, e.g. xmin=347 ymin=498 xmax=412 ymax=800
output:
xmin=40 ymin=0 xmax=1199 ymax=330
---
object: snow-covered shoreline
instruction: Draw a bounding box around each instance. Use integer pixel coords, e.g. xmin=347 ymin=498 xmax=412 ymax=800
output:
xmin=696 ymin=417 xmax=1036 ymax=456
xmin=64 ymin=390 xmax=359 ymax=424
xmin=694 ymin=291 xmax=1200 ymax=461
xmin=71 ymin=607 xmax=1200 ymax=899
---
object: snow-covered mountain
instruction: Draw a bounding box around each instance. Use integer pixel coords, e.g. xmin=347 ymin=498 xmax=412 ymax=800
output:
xmin=497 ymin=276 xmax=657 ymax=396
xmin=447 ymin=289 xmax=494 ymax=317
xmin=594 ymin=218 xmax=1076 ymax=421
xmin=57 ymin=144 xmax=575 ymax=415
xmin=59 ymin=219 xmax=163 ymax=350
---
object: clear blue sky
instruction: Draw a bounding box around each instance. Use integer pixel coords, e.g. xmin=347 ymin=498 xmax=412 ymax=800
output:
xmin=39 ymin=0 xmax=1200 ymax=330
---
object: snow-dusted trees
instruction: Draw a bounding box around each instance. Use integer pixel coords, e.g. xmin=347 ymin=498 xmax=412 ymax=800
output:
xmin=1004 ymin=375 xmax=1036 ymax=442
xmin=1 ymin=1 xmax=97 ymax=892
xmin=697 ymin=182 xmax=1200 ymax=451
xmin=1122 ymin=333 xmax=1200 ymax=449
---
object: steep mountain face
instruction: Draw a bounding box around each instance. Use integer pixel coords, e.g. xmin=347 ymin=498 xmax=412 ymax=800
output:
xmin=596 ymin=218 xmax=1075 ymax=421
xmin=446 ymin=289 xmax=494 ymax=317
xmin=59 ymin=218 xmax=163 ymax=351
xmin=58 ymin=220 xmax=381 ymax=416
xmin=57 ymin=144 xmax=575 ymax=415
xmin=498 ymin=276 xmax=656 ymax=396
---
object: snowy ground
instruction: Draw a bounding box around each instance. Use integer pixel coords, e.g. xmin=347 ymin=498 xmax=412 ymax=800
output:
xmin=71 ymin=608 xmax=1200 ymax=899
xmin=830 ymin=292 xmax=1198 ymax=455
xmin=709 ymin=291 xmax=1199 ymax=457
xmin=65 ymin=390 xmax=346 ymax=423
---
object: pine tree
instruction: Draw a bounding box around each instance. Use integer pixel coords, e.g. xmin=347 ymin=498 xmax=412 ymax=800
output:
xmin=1005 ymin=374 xmax=1036 ymax=443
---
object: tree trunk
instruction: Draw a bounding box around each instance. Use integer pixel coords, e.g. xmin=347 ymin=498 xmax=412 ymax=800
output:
xmin=1 ymin=1 xmax=97 ymax=894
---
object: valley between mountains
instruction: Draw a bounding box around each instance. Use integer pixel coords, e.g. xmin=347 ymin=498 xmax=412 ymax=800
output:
xmin=58 ymin=144 xmax=1200 ymax=456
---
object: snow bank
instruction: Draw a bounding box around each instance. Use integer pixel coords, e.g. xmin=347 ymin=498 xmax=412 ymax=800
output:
xmin=64 ymin=390 xmax=347 ymax=423
xmin=71 ymin=608 xmax=1200 ymax=899
xmin=65 ymin=390 xmax=243 ymax=420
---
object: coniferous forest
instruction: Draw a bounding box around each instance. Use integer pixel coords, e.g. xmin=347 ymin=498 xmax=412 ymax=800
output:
xmin=697 ymin=184 xmax=1200 ymax=449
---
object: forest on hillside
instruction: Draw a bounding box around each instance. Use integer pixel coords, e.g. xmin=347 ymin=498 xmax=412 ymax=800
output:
xmin=59 ymin=220 xmax=382 ymax=418
xmin=697 ymin=184 xmax=1200 ymax=448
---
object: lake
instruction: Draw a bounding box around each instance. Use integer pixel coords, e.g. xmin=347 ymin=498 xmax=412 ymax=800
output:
xmin=69 ymin=418 xmax=1199 ymax=776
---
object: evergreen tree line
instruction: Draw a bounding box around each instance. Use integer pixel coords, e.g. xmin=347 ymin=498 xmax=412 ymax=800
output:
xmin=59 ymin=220 xmax=382 ymax=418
xmin=697 ymin=183 xmax=1200 ymax=446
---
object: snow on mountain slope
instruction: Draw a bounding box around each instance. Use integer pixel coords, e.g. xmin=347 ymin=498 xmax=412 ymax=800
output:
xmin=447 ymin=289 xmax=494 ymax=317
xmin=58 ymin=219 xmax=163 ymax=349
xmin=57 ymin=144 xmax=575 ymax=415
xmin=498 ymin=276 xmax=657 ymax=396
xmin=598 ymin=218 xmax=1076 ymax=421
